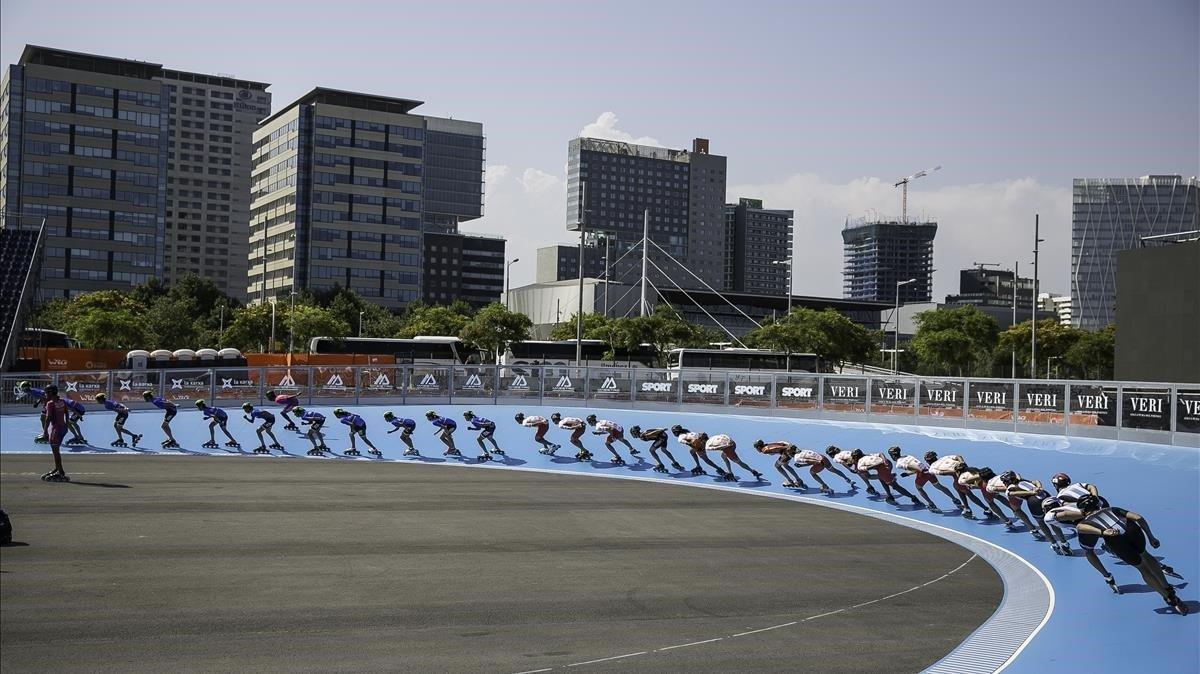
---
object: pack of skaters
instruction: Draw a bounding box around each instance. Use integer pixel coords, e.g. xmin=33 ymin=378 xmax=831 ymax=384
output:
xmin=956 ymin=466 xmax=1015 ymax=525
xmin=384 ymin=412 xmax=420 ymax=456
xmin=142 ymin=391 xmax=180 ymax=448
xmin=585 ymin=414 xmax=636 ymax=465
xmin=337 ymin=408 xmax=382 ymax=457
xmin=994 ymin=471 xmax=1072 ymax=552
xmin=827 ymin=446 xmax=877 ymax=495
xmin=196 ymin=399 xmax=239 ymax=449
xmin=852 ymin=449 xmax=920 ymax=506
xmin=424 ymin=410 xmax=461 ymax=457
xmin=463 ymin=411 xmax=504 ymax=461
xmin=925 ymin=451 xmax=993 ymax=519
xmin=1074 ymin=494 xmax=1189 ymax=615
xmin=94 ymin=393 xmax=141 ymax=448
xmin=292 ymin=407 xmax=329 ymax=455
xmin=629 ymin=426 xmax=685 ymax=473
xmin=242 ymin=403 xmax=283 ymax=454
xmin=752 ymin=440 xmax=809 ymax=489
xmin=265 ymin=390 xmax=302 ymax=431
xmin=550 ymin=413 xmax=593 ymax=461
xmin=513 ymin=412 xmax=560 ymax=455
xmin=791 ymin=446 xmax=857 ymax=494
xmin=888 ymin=446 xmax=962 ymax=512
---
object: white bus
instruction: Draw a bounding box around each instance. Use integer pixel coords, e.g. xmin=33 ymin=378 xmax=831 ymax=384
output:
xmin=665 ymin=348 xmax=820 ymax=373
xmin=501 ymin=340 xmax=657 ymax=369
xmin=308 ymin=336 xmax=479 ymax=365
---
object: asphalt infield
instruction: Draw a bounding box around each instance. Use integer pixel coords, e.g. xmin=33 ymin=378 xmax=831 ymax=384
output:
xmin=0 ymin=454 xmax=1001 ymax=673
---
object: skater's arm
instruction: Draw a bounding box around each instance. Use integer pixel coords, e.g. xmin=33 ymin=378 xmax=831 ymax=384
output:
xmin=1125 ymin=511 xmax=1159 ymax=547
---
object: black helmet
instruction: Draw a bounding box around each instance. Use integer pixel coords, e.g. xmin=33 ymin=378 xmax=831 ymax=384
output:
xmin=241 ymin=402 xmax=253 ymax=412
xmin=978 ymin=467 xmax=996 ymax=482
xmin=18 ymin=380 xmax=31 ymax=390
xmin=1077 ymin=494 xmax=1102 ymax=513
xmin=95 ymin=393 xmax=107 ymax=403
xmin=849 ymin=448 xmax=864 ymax=461
xmin=887 ymin=446 xmax=902 ymax=460
xmin=1051 ymin=473 xmax=1071 ymax=489
xmin=265 ymin=390 xmax=277 ymax=400
xmin=924 ymin=451 xmax=938 ymax=463
xmin=383 ymin=411 xmax=396 ymax=421
xmin=670 ymin=424 xmax=685 ymax=436
xmin=142 ymin=390 xmax=154 ymax=400
xmin=1000 ymin=470 xmax=1018 ymax=485
xmin=425 ymin=410 xmax=438 ymax=419
xmin=1041 ymin=496 xmax=1063 ymax=513
xmin=463 ymin=410 xmax=475 ymax=419
xmin=333 ymin=408 xmax=347 ymax=416
xmin=293 ymin=406 xmax=306 ymax=416
xmin=585 ymin=414 xmax=597 ymax=424
xmin=550 ymin=412 xmax=562 ymax=423
xmin=629 ymin=425 xmax=642 ymax=437
xmin=753 ymin=439 xmax=765 ymax=449
xmin=825 ymin=445 xmax=840 ymax=457
xmin=195 ymin=399 xmax=206 ymax=409
xmin=514 ymin=412 xmax=525 ymax=423
xmin=45 ymin=384 xmax=59 ymax=396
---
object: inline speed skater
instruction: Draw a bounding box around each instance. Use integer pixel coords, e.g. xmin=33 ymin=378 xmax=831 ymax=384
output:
xmin=463 ymin=411 xmax=503 ymax=461
xmin=995 ymin=472 xmax=1072 ymax=551
xmin=702 ymin=434 xmax=764 ymax=482
xmin=196 ymin=399 xmax=239 ymax=449
xmin=338 ymin=409 xmax=382 ymax=456
xmin=888 ymin=447 xmax=962 ymax=512
xmin=753 ymin=440 xmax=808 ymax=488
xmin=551 ymin=413 xmax=592 ymax=461
xmin=265 ymin=390 xmax=302 ymax=431
xmin=94 ymin=393 xmax=141 ymax=448
xmin=585 ymin=414 xmax=637 ymax=464
xmin=925 ymin=451 xmax=991 ymax=519
xmin=514 ymin=412 xmax=560 ymax=455
xmin=243 ymin=403 xmax=283 ymax=454
xmin=853 ymin=449 xmax=920 ymax=506
xmin=63 ymin=397 xmax=88 ymax=445
xmin=792 ymin=446 xmax=856 ymax=494
xmin=292 ymin=407 xmax=329 ymax=455
xmin=630 ymin=426 xmax=684 ymax=473
xmin=18 ymin=381 xmax=49 ymax=443
xmin=143 ymin=391 xmax=180 ymax=448
xmin=425 ymin=411 xmax=460 ymax=457
xmin=39 ymin=385 xmax=70 ymax=482
xmin=827 ymin=446 xmax=877 ymax=495
xmin=384 ymin=412 xmax=420 ymax=456
xmin=671 ymin=425 xmax=724 ymax=478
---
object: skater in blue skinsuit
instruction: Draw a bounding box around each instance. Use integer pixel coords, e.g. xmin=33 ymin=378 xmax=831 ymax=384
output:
xmin=196 ymin=399 xmax=239 ymax=449
xmin=333 ymin=408 xmax=381 ymax=457
xmin=463 ymin=410 xmax=504 ymax=461
xmin=143 ymin=391 xmax=180 ymax=448
xmin=425 ymin=411 xmax=461 ymax=457
xmin=242 ymin=403 xmax=283 ymax=454
xmin=383 ymin=412 xmax=420 ymax=456
xmin=94 ymin=393 xmax=141 ymax=447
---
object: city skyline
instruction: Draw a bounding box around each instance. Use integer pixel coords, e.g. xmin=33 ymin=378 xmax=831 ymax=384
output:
xmin=2 ymin=0 xmax=1196 ymax=300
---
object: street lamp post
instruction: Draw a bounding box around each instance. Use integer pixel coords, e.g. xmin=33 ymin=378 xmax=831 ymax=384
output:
xmin=358 ymin=311 xmax=365 ymax=338
xmin=1047 ymin=355 xmax=1061 ymax=379
xmin=269 ymin=299 xmax=277 ymax=353
xmin=287 ymin=291 xmax=297 ymax=354
xmin=505 ymin=257 xmax=520 ymax=310
xmin=893 ymin=278 xmax=917 ymax=372
xmin=771 ymin=258 xmax=793 ymax=316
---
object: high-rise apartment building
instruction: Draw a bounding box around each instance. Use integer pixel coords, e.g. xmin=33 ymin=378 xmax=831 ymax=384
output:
xmin=945 ymin=267 xmax=1035 ymax=309
xmin=724 ymin=197 xmax=792 ymax=295
xmin=423 ymin=230 xmax=504 ymax=308
xmin=248 ymin=88 xmax=493 ymax=310
xmin=1071 ymin=175 xmax=1199 ymax=330
xmin=841 ymin=219 xmax=936 ymax=303
xmin=160 ymin=70 xmax=270 ymax=301
xmin=564 ymin=137 xmax=726 ymax=291
xmin=1 ymin=46 xmax=168 ymax=300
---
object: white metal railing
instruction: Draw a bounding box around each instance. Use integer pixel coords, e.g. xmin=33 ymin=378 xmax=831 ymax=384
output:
xmin=2 ymin=366 xmax=1197 ymax=447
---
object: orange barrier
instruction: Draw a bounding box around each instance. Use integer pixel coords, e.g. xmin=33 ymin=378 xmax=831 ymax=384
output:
xmin=18 ymin=347 xmax=125 ymax=371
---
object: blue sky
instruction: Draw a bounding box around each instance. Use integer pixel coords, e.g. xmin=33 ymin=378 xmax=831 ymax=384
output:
xmin=3 ymin=0 xmax=1197 ymax=296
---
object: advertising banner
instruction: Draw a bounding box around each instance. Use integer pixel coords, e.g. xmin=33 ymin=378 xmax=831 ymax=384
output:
xmin=775 ymin=374 xmax=819 ymax=410
xmin=587 ymin=369 xmax=631 ymax=401
xmin=1017 ymin=382 xmax=1067 ymax=425
xmin=357 ymin=366 xmax=404 ymax=399
xmin=728 ymin=372 xmax=773 ymax=408
xmin=919 ymin=380 xmax=964 ymax=418
xmin=869 ymin=378 xmax=917 ymax=415
xmin=967 ymin=381 xmax=1014 ymax=421
xmin=214 ymin=368 xmax=263 ymax=401
xmin=542 ymin=367 xmax=585 ymax=400
xmin=110 ymin=370 xmax=161 ymax=404
xmin=453 ymin=367 xmax=495 ymax=399
xmin=1068 ymin=384 xmax=1117 ymax=427
xmin=680 ymin=371 xmax=726 ymax=405
xmin=2 ymin=374 xmax=55 ymax=409
xmin=823 ymin=377 xmax=867 ymax=413
xmin=1121 ymin=387 xmax=1171 ymax=432
xmin=634 ymin=370 xmax=676 ymax=403
xmin=406 ymin=367 xmax=450 ymax=398
xmin=498 ymin=366 xmax=543 ymax=400
xmin=163 ymin=369 xmax=213 ymax=402
xmin=55 ymin=371 xmax=109 ymax=404
xmin=260 ymin=368 xmax=308 ymax=397
xmin=1177 ymin=389 xmax=1200 ymax=434
xmin=312 ymin=366 xmax=357 ymax=398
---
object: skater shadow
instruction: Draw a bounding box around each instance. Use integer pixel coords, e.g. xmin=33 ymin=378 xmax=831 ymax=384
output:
xmin=1154 ymin=600 xmax=1197 ymax=616
xmin=1118 ymin=583 xmax=1159 ymax=595
xmin=497 ymin=457 xmax=527 ymax=467
xmin=70 ymin=480 xmax=131 ymax=488
xmin=737 ymin=480 xmax=769 ymax=488
xmin=409 ymin=456 xmax=447 ymax=463
xmin=550 ymin=456 xmax=580 ymax=465
xmin=68 ymin=445 xmax=117 ymax=454
xmin=822 ymin=491 xmax=857 ymax=499
xmin=128 ymin=447 xmax=160 ymax=454
xmin=590 ymin=460 xmax=627 ymax=469
xmin=1 ymin=540 xmax=30 ymax=547
xmin=625 ymin=462 xmax=654 ymax=473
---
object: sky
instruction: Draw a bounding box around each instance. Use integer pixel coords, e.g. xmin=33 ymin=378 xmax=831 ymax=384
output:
xmin=2 ymin=0 xmax=1197 ymax=298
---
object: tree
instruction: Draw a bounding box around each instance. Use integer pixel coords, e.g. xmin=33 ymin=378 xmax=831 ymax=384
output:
xmin=549 ymin=313 xmax=613 ymax=341
xmin=397 ymin=303 xmax=472 ymax=338
xmin=221 ymin=303 xmax=274 ymax=352
xmin=606 ymin=308 xmax=710 ymax=366
xmin=145 ymin=295 xmax=202 ymax=349
xmin=48 ymin=291 xmax=148 ymax=350
xmin=744 ymin=308 xmax=877 ymax=370
xmin=286 ymin=304 xmax=350 ymax=350
xmin=317 ymin=286 xmax=403 ymax=338
xmin=908 ymin=306 xmax=1000 ymax=376
xmin=458 ymin=303 xmax=533 ymax=363
xmin=997 ymin=319 xmax=1085 ymax=378
xmin=1064 ymin=324 xmax=1115 ymax=380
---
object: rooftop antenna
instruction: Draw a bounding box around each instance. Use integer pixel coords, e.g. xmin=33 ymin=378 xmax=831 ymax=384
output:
xmin=894 ymin=165 xmax=941 ymax=224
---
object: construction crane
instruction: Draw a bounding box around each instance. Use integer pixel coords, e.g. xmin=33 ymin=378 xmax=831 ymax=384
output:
xmin=894 ymin=165 xmax=941 ymax=224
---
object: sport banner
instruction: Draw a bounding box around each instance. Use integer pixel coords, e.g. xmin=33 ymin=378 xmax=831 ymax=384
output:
xmin=634 ymin=370 xmax=676 ymax=403
xmin=1177 ymin=389 xmax=1200 ymax=434
xmin=110 ymin=371 xmax=161 ymax=405
xmin=869 ymin=379 xmax=916 ymax=415
xmin=680 ymin=371 xmax=727 ymax=405
xmin=358 ymin=366 xmax=403 ymax=399
xmin=919 ymin=380 xmax=964 ymax=418
xmin=823 ymin=377 xmax=867 ymax=413
xmin=498 ymin=366 xmax=542 ymax=400
xmin=967 ymin=381 xmax=1014 ymax=421
xmin=1121 ymin=387 xmax=1170 ymax=432
xmin=453 ymin=367 xmax=495 ymax=398
xmin=542 ymin=367 xmax=585 ymax=400
xmin=56 ymin=372 xmax=109 ymax=404
xmin=587 ymin=369 xmax=631 ymax=400
xmin=775 ymin=374 xmax=819 ymax=410
xmin=312 ymin=367 xmax=356 ymax=398
xmin=406 ymin=368 xmax=450 ymax=398
xmin=163 ymin=369 xmax=213 ymax=402
xmin=1068 ymin=384 xmax=1117 ymax=427
xmin=1017 ymin=383 xmax=1066 ymax=425
xmin=214 ymin=369 xmax=264 ymax=401
xmin=728 ymin=372 xmax=773 ymax=408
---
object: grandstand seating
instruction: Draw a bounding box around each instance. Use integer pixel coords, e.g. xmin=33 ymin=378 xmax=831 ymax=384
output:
xmin=0 ymin=226 xmax=44 ymax=371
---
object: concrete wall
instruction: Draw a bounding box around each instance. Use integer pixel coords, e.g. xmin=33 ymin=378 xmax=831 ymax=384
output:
xmin=1116 ymin=241 xmax=1200 ymax=383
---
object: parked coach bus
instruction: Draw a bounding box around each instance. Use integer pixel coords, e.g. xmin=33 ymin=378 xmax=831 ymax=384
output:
xmin=501 ymin=340 xmax=657 ymax=369
xmin=309 ymin=336 xmax=479 ymax=366
xmin=665 ymin=348 xmax=819 ymax=373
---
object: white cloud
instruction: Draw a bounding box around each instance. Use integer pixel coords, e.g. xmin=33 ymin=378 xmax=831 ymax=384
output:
xmin=578 ymin=112 xmax=662 ymax=147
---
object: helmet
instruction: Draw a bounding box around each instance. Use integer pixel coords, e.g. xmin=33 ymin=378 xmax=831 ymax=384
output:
xmin=333 ymin=408 xmax=347 ymax=417
xmin=550 ymin=412 xmax=562 ymax=423
xmin=384 ymin=411 xmax=396 ymax=421
xmin=978 ymin=467 xmax=996 ymax=482
xmin=265 ymin=390 xmax=277 ymax=401
xmin=753 ymin=439 xmax=765 ymax=449
xmin=849 ymin=448 xmax=864 ymax=461
xmin=195 ymin=399 xmax=206 ymax=408
xmin=142 ymin=390 xmax=154 ymax=400
xmin=1041 ymin=496 xmax=1063 ymax=513
xmin=1076 ymin=494 xmax=1102 ymax=513
xmin=924 ymin=451 xmax=938 ymax=463
xmin=670 ymin=424 xmax=685 ymax=436
xmin=1051 ymin=473 xmax=1071 ymax=489
xmin=585 ymin=414 xmax=597 ymax=424
xmin=18 ymin=381 xmax=30 ymax=390
xmin=44 ymin=384 xmax=58 ymax=396
xmin=425 ymin=410 xmax=438 ymax=419
xmin=514 ymin=412 xmax=525 ymax=423
xmin=825 ymin=445 xmax=840 ymax=457
xmin=241 ymin=402 xmax=253 ymax=412
xmin=95 ymin=393 xmax=107 ymax=403
xmin=292 ymin=406 xmax=306 ymax=416
xmin=463 ymin=410 xmax=475 ymax=420
xmin=1000 ymin=470 xmax=1018 ymax=485
xmin=629 ymin=425 xmax=642 ymax=437
xmin=887 ymin=446 xmax=902 ymax=460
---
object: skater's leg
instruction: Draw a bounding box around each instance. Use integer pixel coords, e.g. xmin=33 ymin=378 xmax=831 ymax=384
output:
xmin=220 ymin=424 xmax=236 ymax=442
xmin=475 ymin=434 xmax=487 ymax=452
xmin=660 ymin=447 xmax=681 ymax=466
xmin=256 ymin=426 xmax=266 ymax=448
xmin=208 ymin=420 xmax=218 ymax=443
xmin=826 ymin=465 xmax=855 ymax=486
xmin=773 ymin=458 xmax=792 ymax=482
xmin=361 ymin=433 xmax=379 ymax=452
xmin=811 ymin=472 xmax=833 ymax=491
xmin=401 ymin=433 xmax=415 ymax=452
xmin=890 ymin=481 xmax=918 ymax=500
xmin=962 ymin=488 xmax=989 ymax=511
xmin=689 ymin=449 xmax=705 ymax=472
xmin=1010 ymin=503 xmax=1037 ymax=533
xmin=917 ymin=486 xmax=939 ymax=509
xmin=604 ymin=440 xmax=622 ymax=460
xmin=783 ymin=464 xmax=806 ymax=486
xmin=700 ymin=453 xmax=724 ymax=472
xmin=307 ymin=428 xmax=320 ymax=449
xmin=932 ymin=481 xmax=961 ymax=505
xmin=1136 ymin=554 xmax=1172 ymax=600
xmin=265 ymin=427 xmax=281 ymax=446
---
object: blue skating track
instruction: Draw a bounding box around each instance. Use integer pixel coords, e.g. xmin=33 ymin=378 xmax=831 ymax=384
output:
xmin=2 ymin=403 xmax=1197 ymax=672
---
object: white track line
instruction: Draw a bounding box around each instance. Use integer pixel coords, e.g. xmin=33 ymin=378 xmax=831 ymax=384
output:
xmin=565 ymin=652 xmax=648 ymax=667
xmin=654 ymin=637 xmax=725 ymax=651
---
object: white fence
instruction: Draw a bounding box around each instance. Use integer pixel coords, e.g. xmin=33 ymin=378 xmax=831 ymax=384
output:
xmin=2 ymin=366 xmax=1197 ymax=447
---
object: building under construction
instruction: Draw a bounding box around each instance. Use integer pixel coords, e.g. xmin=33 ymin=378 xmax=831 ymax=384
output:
xmin=841 ymin=219 xmax=936 ymax=303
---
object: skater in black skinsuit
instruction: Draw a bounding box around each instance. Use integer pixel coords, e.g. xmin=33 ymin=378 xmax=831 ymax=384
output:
xmin=630 ymin=426 xmax=684 ymax=473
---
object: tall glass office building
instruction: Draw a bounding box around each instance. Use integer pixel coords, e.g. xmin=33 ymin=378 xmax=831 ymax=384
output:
xmin=1071 ymin=175 xmax=1199 ymax=331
